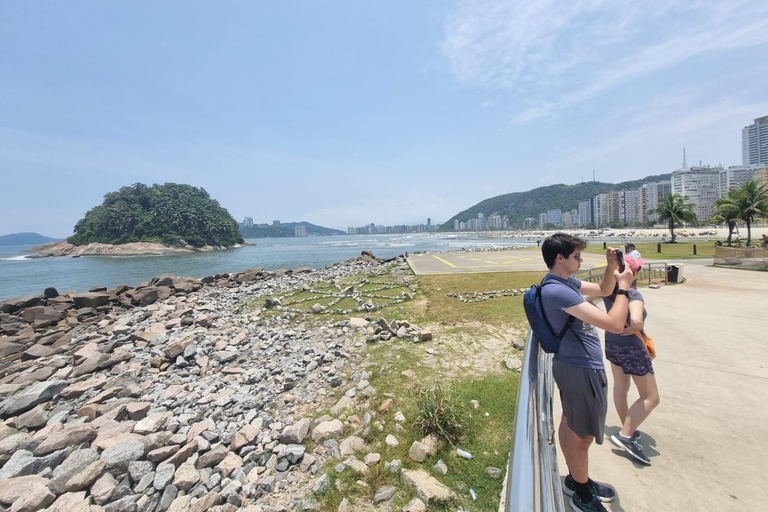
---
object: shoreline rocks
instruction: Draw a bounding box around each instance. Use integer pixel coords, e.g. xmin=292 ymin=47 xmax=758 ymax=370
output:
xmin=26 ymin=241 xmax=252 ymax=259
xmin=0 ymin=251 xmax=418 ymax=512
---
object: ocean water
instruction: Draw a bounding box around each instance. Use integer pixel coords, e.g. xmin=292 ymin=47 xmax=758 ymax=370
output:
xmin=0 ymin=234 xmax=535 ymax=300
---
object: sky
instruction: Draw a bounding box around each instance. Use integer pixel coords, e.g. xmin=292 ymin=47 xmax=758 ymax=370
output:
xmin=2 ymin=0 xmax=768 ymax=237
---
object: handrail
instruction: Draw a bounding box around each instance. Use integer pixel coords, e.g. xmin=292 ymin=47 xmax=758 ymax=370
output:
xmin=503 ymin=329 xmax=565 ymax=512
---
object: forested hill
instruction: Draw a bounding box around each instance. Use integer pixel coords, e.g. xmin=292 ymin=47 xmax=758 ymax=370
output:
xmin=68 ymin=183 xmax=244 ymax=247
xmin=0 ymin=233 xmax=61 ymax=246
xmin=240 ymin=222 xmax=344 ymax=238
xmin=441 ymin=174 xmax=672 ymax=229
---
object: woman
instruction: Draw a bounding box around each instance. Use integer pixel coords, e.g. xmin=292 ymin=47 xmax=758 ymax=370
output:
xmin=602 ymin=255 xmax=660 ymax=465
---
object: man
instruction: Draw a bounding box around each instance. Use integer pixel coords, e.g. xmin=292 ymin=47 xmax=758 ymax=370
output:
xmin=625 ymin=243 xmax=641 ymax=259
xmin=541 ymin=233 xmax=634 ymax=512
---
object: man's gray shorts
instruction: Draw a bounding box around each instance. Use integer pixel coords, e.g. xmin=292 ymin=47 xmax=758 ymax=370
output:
xmin=553 ymin=359 xmax=608 ymax=444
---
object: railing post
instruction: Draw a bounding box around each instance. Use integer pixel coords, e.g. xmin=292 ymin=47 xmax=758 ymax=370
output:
xmin=693 ymin=244 xmax=697 ymax=255
xmin=657 ymin=243 xmax=661 ymax=253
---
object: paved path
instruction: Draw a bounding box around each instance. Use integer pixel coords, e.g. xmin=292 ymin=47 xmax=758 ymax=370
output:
xmin=407 ymin=249 xmax=607 ymax=274
xmin=556 ymin=262 xmax=768 ymax=511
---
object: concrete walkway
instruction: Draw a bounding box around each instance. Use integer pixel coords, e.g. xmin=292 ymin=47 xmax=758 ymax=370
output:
xmin=556 ymin=263 xmax=768 ymax=511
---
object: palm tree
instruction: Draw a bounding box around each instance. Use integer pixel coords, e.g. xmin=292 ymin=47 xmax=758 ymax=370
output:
xmin=732 ymin=180 xmax=768 ymax=246
xmin=652 ymin=193 xmax=698 ymax=242
xmin=710 ymin=194 xmax=741 ymax=246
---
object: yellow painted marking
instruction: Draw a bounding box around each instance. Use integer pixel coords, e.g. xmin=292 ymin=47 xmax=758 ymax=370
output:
xmin=484 ymin=261 xmax=499 ymax=264
xmin=431 ymin=255 xmax=457 ymax=268
xmin=468 ymin=257 xmax=482 ymax=261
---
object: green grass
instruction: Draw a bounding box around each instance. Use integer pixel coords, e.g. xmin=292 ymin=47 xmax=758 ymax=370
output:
xmin=582 ymin=240 xmax=718 ymax=259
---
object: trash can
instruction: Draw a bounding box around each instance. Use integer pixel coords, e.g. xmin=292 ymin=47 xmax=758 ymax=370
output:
xmin=666 ymin=264 xmax=684 ymax=283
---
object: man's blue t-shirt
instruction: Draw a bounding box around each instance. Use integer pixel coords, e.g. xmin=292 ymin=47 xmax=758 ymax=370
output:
xmin=540 ymin=274 xmax=604 ymax=370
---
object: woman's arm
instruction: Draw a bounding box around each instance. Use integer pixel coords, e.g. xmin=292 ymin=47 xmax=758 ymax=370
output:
xmin=621 ymin=300 xmax=645 ymax=335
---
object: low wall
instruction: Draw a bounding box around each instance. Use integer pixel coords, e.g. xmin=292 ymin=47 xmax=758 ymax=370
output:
xmin=713 ymin=246 xmax=768 ymax=270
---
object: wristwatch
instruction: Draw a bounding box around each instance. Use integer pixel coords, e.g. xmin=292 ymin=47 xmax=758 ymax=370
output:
xmin=616 ymin=289 xmax=631 ymax=298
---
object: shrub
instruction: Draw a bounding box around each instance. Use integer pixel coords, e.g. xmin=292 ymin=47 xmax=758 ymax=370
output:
xmin=413 ymin=383 xmax=468 ymax=445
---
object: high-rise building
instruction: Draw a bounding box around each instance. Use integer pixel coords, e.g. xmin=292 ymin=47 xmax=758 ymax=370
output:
xmin=640 ymin=181 xmax=671 ymax=223
xmin=592 ymin=194 xmax=609 ymax=228
xmin=742 ymin=116 xmax=768 ymax=165
xmin=672 ymin=165 xmax=722 ymax=222
xmin=578 ymin=200 xmax=592 ymax=227
xmin=454 ymin=219 xmax=460 ymax=231
xmin=242 ymin=217 xmax=253 ymax=228
xmin=294 ymin=225 xmax=307 ymax=237
xmin=523 ymin=217 xmax=536 ymax=229
xmin=538 ymin=213 xmax=547 ymax=228
xmin=546 ymin=209 xmax=562 ymax=225
xmin=720 ymin=165 xmax=761 ymax=196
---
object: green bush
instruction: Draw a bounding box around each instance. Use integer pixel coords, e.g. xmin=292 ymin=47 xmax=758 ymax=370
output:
xmin=413 ymin=383 xmax=469 ymax=445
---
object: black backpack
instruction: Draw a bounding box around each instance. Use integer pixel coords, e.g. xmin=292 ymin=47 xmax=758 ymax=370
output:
xmin=523 ymin=276 xmax=583 ymax=353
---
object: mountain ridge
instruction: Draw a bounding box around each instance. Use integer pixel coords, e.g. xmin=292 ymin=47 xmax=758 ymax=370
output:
xmin=441 ymin=174 xmax=672 ymax=229
xmin=0 ymin=232 xmax=61 ymax=246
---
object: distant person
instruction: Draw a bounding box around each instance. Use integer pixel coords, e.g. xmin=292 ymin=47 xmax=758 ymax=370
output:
xmin=761 ymin=234 xmax=768 ymax=247
xmin=602 ymin=255 xmax=659 ymax=466
xmin=625 ymin=243 xmax=641 ymax=259
xmin=540 ymin=233 xmax=634 ymax=512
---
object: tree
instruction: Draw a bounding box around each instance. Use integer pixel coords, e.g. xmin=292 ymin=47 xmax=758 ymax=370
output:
xmin=732 ymin=180 xmax=768 ymax=246
xmin=652 ymin=193 xmax=698 ymax=241
xmin=710 ymin=194 xmax=741 ymax=246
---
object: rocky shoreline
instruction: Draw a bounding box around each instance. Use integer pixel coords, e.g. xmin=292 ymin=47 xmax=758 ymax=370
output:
xmin=26 ymin=242 xmax=251 ymax=259
xmin=0 ymin=251 xmax=453 ymax=512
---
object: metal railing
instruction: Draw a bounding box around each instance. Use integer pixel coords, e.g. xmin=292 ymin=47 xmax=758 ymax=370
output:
xmin=576 ymin=262 xmax=671 ymax=286
xmin=503 ymin=329 xmax=565 ymax=512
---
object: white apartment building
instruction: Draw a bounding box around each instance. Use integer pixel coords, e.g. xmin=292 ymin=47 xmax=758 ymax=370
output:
xmin=546 ymin=209 xmax=562 ymax=225
xmin=538 ymin=213 xmax=547 ymax=228
xmin=742 ymin=115 xmax=768 ymax=165
xmin=639 ymin=181 xmax=671 ymax=223
xmin=523 ymin=217 xmax=536 ymax=229
xmin=562 ymin=211 xmax=573 ymax=227
xmin=294 ymin=225 xmax=307 ymax=237
xmin=578 ymin=200 xmax=592 ymax=227
xmin=672 ymin=166 xmax=722 ymax=222
xmin=454 ymin=219 xmax=460 ymax=231
xmin=591 ymin=194 xmax=610 ymax=228
xmin=720 ymin=165 xmax=760 ymax=196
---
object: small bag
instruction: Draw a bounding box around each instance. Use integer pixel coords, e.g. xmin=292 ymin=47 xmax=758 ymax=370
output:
xmin=635 ymin=330 xmax=656 ymax=360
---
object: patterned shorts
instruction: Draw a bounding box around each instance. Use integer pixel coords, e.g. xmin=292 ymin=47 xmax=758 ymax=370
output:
xmin=605 ymin=343 xmax=654 ymax=376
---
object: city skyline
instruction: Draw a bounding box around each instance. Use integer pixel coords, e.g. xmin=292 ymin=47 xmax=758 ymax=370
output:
xmin=2 ymin=2 xmax=768 ymax=237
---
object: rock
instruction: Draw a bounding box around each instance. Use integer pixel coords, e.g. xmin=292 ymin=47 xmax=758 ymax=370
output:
xmin=385 ymin=435 xmax=399 ymax=447
xmin=279 ymin=418 xmax=310 ymax=444
xmin=134 ymin=412 xmax=170 ymax=434
xmin=485 ymin=466 xmax=503 ymax=479
xmin=364 ymin=453 xmax=381 ymax=466
xmin=72 ymin=292 xmax=111 ymax=308
xmin=218 ymin=452 xmax=243 ymax=477
xmin=64 ymin=460 xmax=106 ymax=491
xmin=60 ymin=377 xmax=107 ymax=399
xmin=195 ymin=444 xmax=228 ymax=469
xmin=47 ymin=491 xmax=90 ymax=512
xmin=166 ymin=495 xmax=191 ymax=512
xmin=34 ymin=424 xmax=97 ymax=455
xmin=126 ymin=402 xmax=151 ymax=421
xmin=91 ymin=472 xmax=117 ymax=505
xmin=311 ymin=419 xmax=343 ymax=441
xmin=408 ymin=441 xmax=429 ymax=462
xmin=189 ymin=492 xmax=219 ymax=512
xmin=339 ymin=436 xmax=365 ymax=457
xmin=394 ymin=411 xmax=405 ymax=422
xmin=402 ymin=497 xmax=427 ymax=512
xmin=401 ymin=470 xmax=457 ymax=503
xmin=504 ymin=357 xmax=522 ymax=371
xmin=49 ymin=448 xmax=100 ymax=494
xmin=0 ymin=475 xmax=56 ymax=512
xmin=8 ymin=403 xmax=48 ymax=429
xmin=100 ymin=438 xmax=145 ymax=473
xmin=433 ymin=460 xmax=448 ymax=475
xmin=0 ymin=449 xmax=67 ymax=479
xmin=230 ymin=423 xmax=259 ymax=451
xmin=384 ymin=458 xmax=402 ymax=474
xmin=154 ymin=462 xmax=176 ymax=490
xmin=173 ymin=463 xmax=200 ymax=491
xmin=329 ymin=396 xmax=354 ymax=415
xmin=312 ymin=474 xmax=330 ymax=495
xmin=0 ymin=379 xmax=68 ymax=417
xmin=420 ymin=434 xmax=440 ymax=456
xmin=373 ymin=485 xmax=396 ymax=503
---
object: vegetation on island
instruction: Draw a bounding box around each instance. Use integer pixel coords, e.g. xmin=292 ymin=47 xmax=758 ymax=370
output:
xmin=68 ymin=183 xmax=244 ymax=247
xmin=441 ymin=174 xmax=672 ymax=229
xmin=239 ymin=221 xmax=344 ymax=238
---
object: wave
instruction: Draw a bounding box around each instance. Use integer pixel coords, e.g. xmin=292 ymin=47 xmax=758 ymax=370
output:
xmin=1 ymin=255 xmax=32 ymax=261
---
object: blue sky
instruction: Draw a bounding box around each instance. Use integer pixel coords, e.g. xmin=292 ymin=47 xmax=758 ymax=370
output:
xmin=2 ymin=0 xmax=767 ymax=237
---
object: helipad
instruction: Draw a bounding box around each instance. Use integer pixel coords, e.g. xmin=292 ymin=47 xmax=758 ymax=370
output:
xmin=406 ymin=249 xmax=608 ymax=274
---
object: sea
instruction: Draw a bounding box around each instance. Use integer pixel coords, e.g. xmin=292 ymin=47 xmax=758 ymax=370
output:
xmin=0 ymin=234 xmax=541 ymax=301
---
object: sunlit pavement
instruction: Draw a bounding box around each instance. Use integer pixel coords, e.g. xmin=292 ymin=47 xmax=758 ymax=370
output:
xmin=406 ymin=249 xmax=608 ymax=274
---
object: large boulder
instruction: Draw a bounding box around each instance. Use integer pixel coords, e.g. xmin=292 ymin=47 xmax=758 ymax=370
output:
xmin=0 ymin=379 xmax=68 ymax=417
xmin=72 ymin=292 xmax=111 ymax=308
xmin=401 ymin=470 xmax=457 ymax=503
